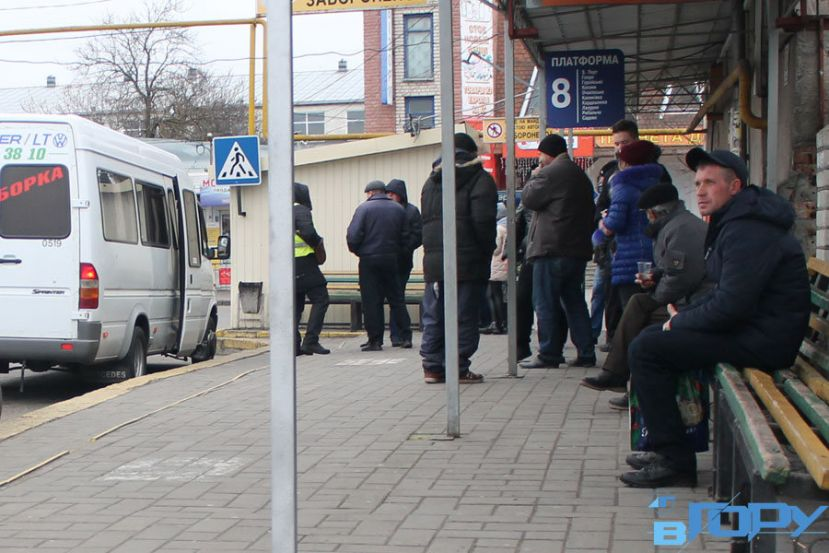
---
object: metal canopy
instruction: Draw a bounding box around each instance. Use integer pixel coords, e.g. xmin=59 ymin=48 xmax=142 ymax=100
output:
xmin=518 ymin=1 xmax=735 ymax=115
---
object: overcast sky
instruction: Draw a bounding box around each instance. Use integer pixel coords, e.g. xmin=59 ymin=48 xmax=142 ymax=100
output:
xmin=0 ymin=0 xmax=363 ymax=88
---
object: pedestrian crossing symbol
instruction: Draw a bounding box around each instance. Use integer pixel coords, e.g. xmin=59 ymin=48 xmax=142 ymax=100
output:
xmin=213 ymin=135 xmax=261 ymax=186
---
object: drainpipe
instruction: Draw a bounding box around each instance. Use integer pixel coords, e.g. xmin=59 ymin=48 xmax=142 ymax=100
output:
xmin=507 ymin=0 xmax=538 ymax=39
xmin=686 ymin=61 xmax=767 ymax=133
xmin=767 ymin=0 xmax=780 ymax=190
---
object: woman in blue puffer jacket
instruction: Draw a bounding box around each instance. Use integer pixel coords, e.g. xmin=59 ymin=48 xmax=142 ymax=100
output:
xmin=594 ymin=140 xmax=664 ymax=312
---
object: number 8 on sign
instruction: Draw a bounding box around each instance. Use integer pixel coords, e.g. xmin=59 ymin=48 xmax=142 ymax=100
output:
xmin=551 ymin=77 xmax=571 ymax=109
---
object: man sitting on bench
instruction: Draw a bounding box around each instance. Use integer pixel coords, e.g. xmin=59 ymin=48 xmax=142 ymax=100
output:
xmin=620 ymin=147 xmax=811 ymax=488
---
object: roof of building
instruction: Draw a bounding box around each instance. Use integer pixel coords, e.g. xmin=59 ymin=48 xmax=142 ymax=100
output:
xmin=0 ymin=66 xmax=365 ymax=114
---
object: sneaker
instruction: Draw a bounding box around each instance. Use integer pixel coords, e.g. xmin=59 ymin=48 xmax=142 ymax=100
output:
xmin=580 ymin=370 xmax=627 ymax=393
xmin=517 ymin=346 xmax=532 ymax=361
xmin=619 ymin=461 xmax=697 ymax=488
xmin=301 ymin=343 xmax=330 ymax=355
xmin=625 ymin=451 xmax=666 ymax=470
xmin=608 ymin=393 xmax=629 ymax=410
xmin=520 ymin=355 xmax=561 ymax=369
xmin=459 ymin=371 xmax=484 ymax=384
xmin=569 ymin=356 xmax=597 ymax=368
xmin=424 ymin=371 xmax=445 ymax=384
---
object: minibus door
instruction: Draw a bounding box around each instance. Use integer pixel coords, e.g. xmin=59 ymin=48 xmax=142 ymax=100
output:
xmin=171 ymin=177 xmax=190 ymax=353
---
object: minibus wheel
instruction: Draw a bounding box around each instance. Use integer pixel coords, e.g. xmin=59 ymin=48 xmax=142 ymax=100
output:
xmin=191 ymin=316 xmax=217 ymax=364
xmin=123 ymin=327 xmax=148 ymax=379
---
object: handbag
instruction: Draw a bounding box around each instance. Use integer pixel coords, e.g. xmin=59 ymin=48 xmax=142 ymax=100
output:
xmin=629 ymin=369 xmax=710 ymax=452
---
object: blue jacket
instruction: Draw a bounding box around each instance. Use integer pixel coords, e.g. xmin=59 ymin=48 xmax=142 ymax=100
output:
xmin=346 ymin=194 xmax=407 ymax=258
xmin=602 ymin=164 xmax=662 ymax=285
xmin=671 ymin=186 xmax=810 ymax=369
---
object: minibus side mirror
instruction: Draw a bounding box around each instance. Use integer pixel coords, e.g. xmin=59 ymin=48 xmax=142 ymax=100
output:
xmin=208 ymin=235 xmax=230 ymax=260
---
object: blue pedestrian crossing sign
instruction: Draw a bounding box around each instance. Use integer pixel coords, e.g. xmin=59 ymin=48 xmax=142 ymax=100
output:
xmin=213 ymin=135 xmax=261 ymax=186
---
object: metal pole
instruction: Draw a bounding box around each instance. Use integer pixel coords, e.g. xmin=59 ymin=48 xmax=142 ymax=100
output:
xmin=439 ymin=0 xmax=460 ymax=437
xmin=766 ymin=0 xmax=780 ymax=191
xmin=504 ymin=18 xmax=518 ymax=377
xmin=265 ymin=1 xmax=297 ymax=551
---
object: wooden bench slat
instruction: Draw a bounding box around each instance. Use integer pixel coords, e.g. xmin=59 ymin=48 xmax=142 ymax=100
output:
xmin=777 ymin=370 xmax=829 ymax=446
xmin=810 ymin=288 xmax=829 ymax=313
xmin=809 ymin=313 xmax=829 ymax=338
xmin=799 ymin=339 xmax=829 ymax=378
xmin=793 ymin=357 xmax=829 ymax=403
xmin=746 ymin=368 xmax=829 ymax=490
xmin=716 ymin=363 xmax=790 ymax=484
xmin=808 ymin=257 xmax=829 ymax=278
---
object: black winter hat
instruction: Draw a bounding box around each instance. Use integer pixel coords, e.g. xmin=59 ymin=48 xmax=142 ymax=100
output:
xmin=454 ymin=132 xmax=479 ymax=154
xmin=537 ymin=134 xmax=568 ymax=157
xmin=638 ymin=183 xmax=679 ymax=209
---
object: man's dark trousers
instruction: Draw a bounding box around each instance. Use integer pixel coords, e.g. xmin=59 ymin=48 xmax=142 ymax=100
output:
xmin=295 ymin=285 xmax=329 ymax=349
xmin=629 ymin=325 xmax=767 ymax=472
xmin=532 ymin=256 xmax=593 ymax=360
xmin=518 ymin=260 xmax=568 ymax=356
xmin=389 ymin=265 xmax=413 ymax=344
xmin=359 ymin=255 xmax=411 ymax=345
xmin=603 ymin=293 xmax=668 ymax=378
xmin=420 ymin=280 xmax=485 ymax=374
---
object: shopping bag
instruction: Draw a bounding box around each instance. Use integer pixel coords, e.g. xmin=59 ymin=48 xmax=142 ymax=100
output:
xmin=629 ymin=369 xmax=709 ymax=452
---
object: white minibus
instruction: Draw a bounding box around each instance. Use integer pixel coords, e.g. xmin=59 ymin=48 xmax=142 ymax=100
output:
xmin=0 ymin=114 xmax=227 ymax=382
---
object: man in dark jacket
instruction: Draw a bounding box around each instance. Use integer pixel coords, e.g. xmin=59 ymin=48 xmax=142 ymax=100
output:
xmin=620 ymin=148 xmax=811 ymax=488
xmin=581 ymin=183 xmax=708 ymax=396
xmin=293 ymin=182 xmax=330 ymax=356
xmin=519 ymin=134 xmax=596 ymax=369
xmin=386 ymin=178 xmax=422 ymax=348
xmin=420 ymin=133 xmax=498 ymax=383
xmin=346 ymin=180 xmax=411 ymax=351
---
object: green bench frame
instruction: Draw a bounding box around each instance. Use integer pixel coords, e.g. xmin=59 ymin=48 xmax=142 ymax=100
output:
xmin=325 ymin=273 xmax=425 ymax=331
xmin=713 ymin=257 xmax=829 ymax=552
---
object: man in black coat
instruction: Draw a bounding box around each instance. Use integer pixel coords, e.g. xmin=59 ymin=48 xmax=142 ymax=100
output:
xmin=346 ymin=180 xmax=411 ymax=351
xmin=620 ymin=148 xmax=811 ymax=488
xmin=293 ymin=182 xmax=330 ymax=355
xmin=419 ymin=133 xmax=498 ymax=383
xmin=386 ymin=178 xmax=422 ymax=348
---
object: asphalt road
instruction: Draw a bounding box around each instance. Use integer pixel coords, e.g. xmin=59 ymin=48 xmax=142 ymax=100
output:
xmin=0 ymin=304 xmax=231 ymax=427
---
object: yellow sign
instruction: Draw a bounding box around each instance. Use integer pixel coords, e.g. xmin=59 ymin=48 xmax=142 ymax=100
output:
xmin=482 ymin=117 xmax=541 ymax=143
xmin=292 ymin=0 xmax=430 ymax=13
xmin=595 ymin=133 xmax=706 ymax=148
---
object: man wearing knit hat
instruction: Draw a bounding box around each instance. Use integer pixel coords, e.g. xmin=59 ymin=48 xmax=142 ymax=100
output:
xmin=620 ymin=148 xmax=810 ymax=488
xmin=346 ymin=179 xmax=411 ymax=351
xmin=581 ymin=182 xmax=709 ymax=402
xmin=519 ymin=133 xmax=596 ymax=369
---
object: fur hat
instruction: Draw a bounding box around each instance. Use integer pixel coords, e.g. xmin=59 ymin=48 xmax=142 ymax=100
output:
xmin=618 ymin=140 xmax=659 ymax=166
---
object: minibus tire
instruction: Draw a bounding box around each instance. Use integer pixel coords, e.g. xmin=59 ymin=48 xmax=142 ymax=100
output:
xmin=191 ymin=316 xmax=217 ymax=364
xmin=123 ymin=327 xmax=148 ymax=379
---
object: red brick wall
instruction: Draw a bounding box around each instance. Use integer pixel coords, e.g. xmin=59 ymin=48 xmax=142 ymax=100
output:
xmin=363 ymin=11 xmax=396 ymax=133
xmin=492 ymin=14 xmax=538 ymax=118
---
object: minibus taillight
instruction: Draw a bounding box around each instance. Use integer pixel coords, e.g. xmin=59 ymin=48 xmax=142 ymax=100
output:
xmin=79 ymin=263 xmax=99 ymax=309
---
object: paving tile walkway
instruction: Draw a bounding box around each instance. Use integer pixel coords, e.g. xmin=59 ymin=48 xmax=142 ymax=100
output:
xmin=0 ymin=334 xmax=730 ymax=552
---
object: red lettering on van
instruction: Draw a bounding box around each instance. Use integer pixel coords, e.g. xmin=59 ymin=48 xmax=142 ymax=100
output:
xmin=0 ymin=166 xmax=67 ymax=204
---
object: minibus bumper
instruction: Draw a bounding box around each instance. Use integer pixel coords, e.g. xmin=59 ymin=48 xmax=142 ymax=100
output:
xmin=0 ymin=322 xmax=101 ymax=365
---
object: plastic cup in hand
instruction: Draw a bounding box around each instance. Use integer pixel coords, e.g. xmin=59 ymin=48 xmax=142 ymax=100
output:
xmin=637 ymin=261 xmax=653 ymax=277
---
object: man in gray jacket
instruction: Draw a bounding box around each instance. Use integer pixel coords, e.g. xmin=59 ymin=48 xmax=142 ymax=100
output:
xmin=580 ymin=183 xmax=708 ymax=394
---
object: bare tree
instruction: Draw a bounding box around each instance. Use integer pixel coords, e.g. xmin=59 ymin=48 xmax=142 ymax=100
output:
xmin=66 ymin=0 xmax=247 ymax=140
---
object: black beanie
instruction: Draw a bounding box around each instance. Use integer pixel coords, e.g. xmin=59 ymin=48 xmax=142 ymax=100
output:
xmin=638 ymin=183 xmax=679 ymax=209
xmin=537 ymin=134 xmax=567 ymax=157
xmin=454 ymin=132 xmax=478 ymax=154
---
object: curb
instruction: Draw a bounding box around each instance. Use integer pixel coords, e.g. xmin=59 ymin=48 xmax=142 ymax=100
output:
xmin=0 ymin=346 xmax=270 ymax=444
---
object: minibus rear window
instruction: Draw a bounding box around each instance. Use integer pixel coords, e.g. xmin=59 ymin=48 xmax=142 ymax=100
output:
xmin=0 ymin=164 xmax=70 ymax=239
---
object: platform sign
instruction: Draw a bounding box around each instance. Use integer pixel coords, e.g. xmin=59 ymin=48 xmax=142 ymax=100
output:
xmin=545 ymin=49 xmax=625 ymax=128
xmin=213 ymin=135 xmax=261 ymax=186
xmin=292 ymin=0 xmax=429 ymax=13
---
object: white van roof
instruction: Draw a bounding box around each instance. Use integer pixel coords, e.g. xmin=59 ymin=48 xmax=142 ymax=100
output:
xmin=0 ymin=113 xmax=187 ymax=180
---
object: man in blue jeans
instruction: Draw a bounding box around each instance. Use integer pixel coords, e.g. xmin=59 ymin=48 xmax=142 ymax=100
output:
xmin=519 ymin=134 xmax=596 ymax=368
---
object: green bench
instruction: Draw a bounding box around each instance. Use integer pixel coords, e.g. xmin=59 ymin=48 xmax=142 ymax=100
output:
xmin=325 ymin=273 xmax=425 ymax=331
xmin=713 ymin=257 xmax=829 ymax=552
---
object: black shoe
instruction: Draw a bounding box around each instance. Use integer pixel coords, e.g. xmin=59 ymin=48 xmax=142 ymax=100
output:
xmin=608 ymin=393 xmax=629 ymax=410
xmin=400 ymin=340 xmax=413 ymax=349
xmin=580 ymin=370 xmax=627 ymax=393
xmin=520 ymin=355 xmax=561 ymax=369
xmin=625 ymin=451 xmax=666 ymax=470
xmin=391 ymin=341 xmax=403 ymax=347
xmin=598 ymin=343 xmax=612 ymax=353
xmin=569 ymin=356 xmax=597 ymax=368
xmin=479 ymin=325 xmax=494 ymax=335
xmin=301 ymin=343 xmax=330 ymax=355
xmin=619 ymin=461 xmax=697 ymax=488
xmin=361 ymin=342 xmax=382 ymax=352
xmin=360 ymin=341 xmax=370 ymax=348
